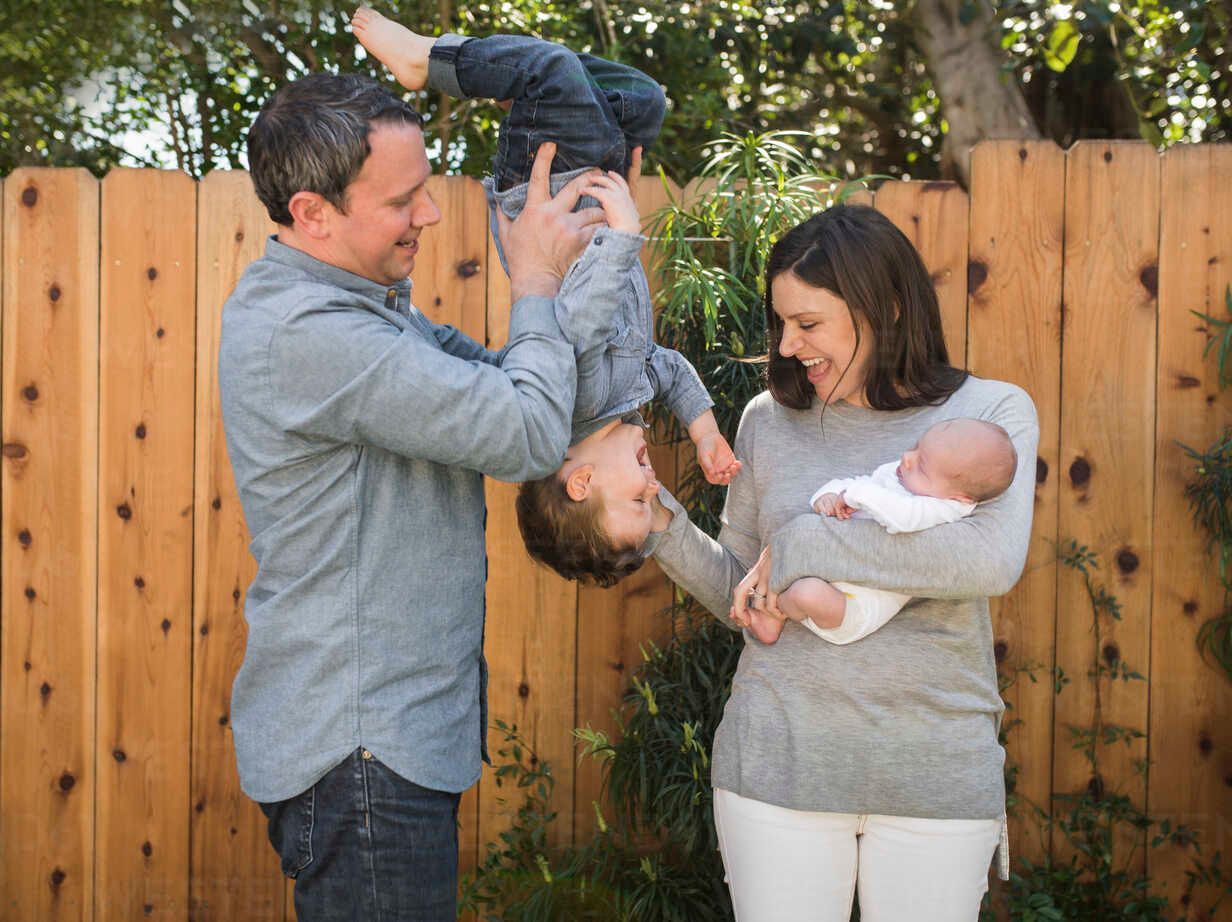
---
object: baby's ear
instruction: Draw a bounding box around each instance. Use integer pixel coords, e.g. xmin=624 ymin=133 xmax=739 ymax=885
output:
xmin=950 ymin=492 xmax=976 ymax=505
xmin=564 ymin=464 xmax=595 ymax=502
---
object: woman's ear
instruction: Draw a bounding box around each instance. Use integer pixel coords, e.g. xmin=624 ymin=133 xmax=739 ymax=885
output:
xmin=564 ymin=464 xmax=595 ymax=502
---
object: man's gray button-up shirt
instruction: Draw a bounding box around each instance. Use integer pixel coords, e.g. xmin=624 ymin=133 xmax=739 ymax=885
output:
xmin=218 ymin=237 xmax=576 ymax=802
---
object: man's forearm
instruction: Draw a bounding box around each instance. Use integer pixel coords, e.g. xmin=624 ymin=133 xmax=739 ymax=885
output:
xmin=511 ymin=272 xmax=562 ymax=301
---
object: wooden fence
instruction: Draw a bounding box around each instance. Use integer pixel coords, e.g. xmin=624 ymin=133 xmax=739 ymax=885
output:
xmin=0 ymin=140 xmax=1228 ymax=921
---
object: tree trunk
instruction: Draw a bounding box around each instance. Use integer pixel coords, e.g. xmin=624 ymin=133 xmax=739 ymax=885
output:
xmin=912 ymin=0 xmax=1041 ymax=185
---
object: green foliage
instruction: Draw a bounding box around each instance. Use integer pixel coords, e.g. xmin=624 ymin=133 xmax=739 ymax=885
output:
xmin=1000 ymin=0 xmax=1229 ymax=146
xmin=982 ymin=543 xmax=1230 ymax=921
xmin=2 ymin=0 xmax=1225 ymax=179
xmin=1182 ymin=285 xmax=1232 ymax=681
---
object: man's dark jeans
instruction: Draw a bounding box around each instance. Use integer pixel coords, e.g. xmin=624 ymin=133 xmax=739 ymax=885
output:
xmin=259 ymin=748 xmax=462 ymax=922
xmin=429 ymin=33 xmax=666 ymax=190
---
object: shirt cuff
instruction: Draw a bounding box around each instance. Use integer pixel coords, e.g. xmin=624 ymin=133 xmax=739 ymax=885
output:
xmin=426 ymin=33 xmax=470 ymax=99
xmin=507 ymin=294 xmax=566 ymax=340
xmin=586 ymin=228 xmax=645 ymax=267
xmin=641 ymin=485 xmax=689 ymax=557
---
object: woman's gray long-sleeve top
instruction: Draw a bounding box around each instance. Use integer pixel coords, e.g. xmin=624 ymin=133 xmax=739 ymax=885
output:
xmin=647 ymin=376 xmax=1040 ymax=819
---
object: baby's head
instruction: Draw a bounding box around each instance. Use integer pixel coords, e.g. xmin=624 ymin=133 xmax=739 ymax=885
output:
xmin=516 ymin=420 xmax=659 ymax=587
xmin=896 ymin=418 xmax=1017 ymax=504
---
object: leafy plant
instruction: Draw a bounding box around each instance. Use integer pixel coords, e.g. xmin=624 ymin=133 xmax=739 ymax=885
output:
xmin=1182 ymin=285 xmax=1232 ymax=681
xmin=982 ymin=543 xmax=1229 ymax=921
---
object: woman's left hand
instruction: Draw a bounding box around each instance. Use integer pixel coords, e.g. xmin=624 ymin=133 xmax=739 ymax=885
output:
xmin=731 ymin=546 xmax=781 ymax=626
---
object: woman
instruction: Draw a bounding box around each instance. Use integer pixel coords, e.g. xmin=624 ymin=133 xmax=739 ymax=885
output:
xmin=644 ymin=205 xmax=1039 ymax=921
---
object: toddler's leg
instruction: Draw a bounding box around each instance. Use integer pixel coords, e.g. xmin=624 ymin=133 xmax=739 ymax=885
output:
xmin=352 ymin=8 xmax=435 ymax=92
xmin=575 ymin=54 xmax=666 ymax=159
xmin=430 ymin=35 xmax=627 ymax=187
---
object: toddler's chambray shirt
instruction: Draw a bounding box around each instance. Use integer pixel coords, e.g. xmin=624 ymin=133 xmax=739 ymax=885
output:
xmin=218 ymin=237 xmax=576 ymax=803
xmin=487 ymin=171 xmax=714 ymax=444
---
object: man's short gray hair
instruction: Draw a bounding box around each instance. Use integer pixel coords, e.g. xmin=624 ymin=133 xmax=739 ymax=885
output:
xmin=247 ymin=73 xmax=424 ymax=226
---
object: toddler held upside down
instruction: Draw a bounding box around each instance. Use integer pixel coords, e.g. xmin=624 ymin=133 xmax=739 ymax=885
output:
xmin=353 ymin=9 xmax=740 ymax=588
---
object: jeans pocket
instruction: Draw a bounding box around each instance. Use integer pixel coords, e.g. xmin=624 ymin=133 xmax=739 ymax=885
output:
xmin=260 ymin=786 xmax=315 ymax=879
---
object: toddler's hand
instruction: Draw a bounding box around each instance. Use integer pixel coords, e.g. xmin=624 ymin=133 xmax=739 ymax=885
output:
xmin=581 ymin=171 xmax=640 ymax=234
xmin=698 ymin=432 xmax=742 ymax=485
xmin=812 ymin=491 xmax=854 ymax=519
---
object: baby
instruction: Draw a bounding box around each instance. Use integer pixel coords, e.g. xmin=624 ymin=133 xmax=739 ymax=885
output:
xmin=353 ymin=11 xmax=740 ymax=587
xmin=743 ymin=418 xmax=1017 ymax=645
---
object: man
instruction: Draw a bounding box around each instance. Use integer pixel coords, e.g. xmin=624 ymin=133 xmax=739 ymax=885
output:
xmin=218 ymin=73 xmax=603 ymax=920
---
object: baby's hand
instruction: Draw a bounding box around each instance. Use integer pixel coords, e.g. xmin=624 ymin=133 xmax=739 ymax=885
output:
xmin=580 ymin=171 xmax=640 ymax=234
xmin=697 ymin=432 xmax=742 ymax=485
xmin=812 ymin=491 xmax=854 ymax=519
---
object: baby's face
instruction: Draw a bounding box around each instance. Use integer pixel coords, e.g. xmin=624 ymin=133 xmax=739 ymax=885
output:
xmin=895 ymin=422 xmax=969 ymax=501
xmin=588 ymin=422 xmax=661 ymax=549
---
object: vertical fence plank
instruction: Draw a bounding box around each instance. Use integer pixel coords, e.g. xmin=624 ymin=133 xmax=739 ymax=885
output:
xmin=1054 ymin=141 xmax=1160 ymax=865
xmin=875 ymin=180 xmax=970 ymax=365
xmin=573 ymin=174 xmax=682 ymax=841
xmin=480 ymin=194 xmax=579 ymax=857
xmin=410 ymin=175 xmax=490 ymax=895
xmin=967 ymin=141 xmax=1066 ymax=866
xmin=191 ymin=171 xmax=283 ymax=922
xmin=415 ymin=176 xmax=489 ymax=335
xmin=95 ymin=169 xmax=196 ymax=921
xmin=0 ymin=168 xmax=99 ymax=922
xmin=1149 ymin=144 xmax=1232 ymax=904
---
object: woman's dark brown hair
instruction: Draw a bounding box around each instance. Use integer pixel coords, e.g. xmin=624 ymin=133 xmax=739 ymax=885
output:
xmin=765 ymin=204 xmax=967 ymax=411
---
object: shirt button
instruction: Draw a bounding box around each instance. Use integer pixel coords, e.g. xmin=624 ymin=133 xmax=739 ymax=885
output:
xmin=361 ymin=749 xmax=373 ymax=760
xmin=386 ymin=288 xmax=397 ymax=298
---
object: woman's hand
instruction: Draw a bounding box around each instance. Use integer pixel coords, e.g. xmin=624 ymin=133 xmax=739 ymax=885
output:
xmin=731 ymin=546 xmax=781 ymax=626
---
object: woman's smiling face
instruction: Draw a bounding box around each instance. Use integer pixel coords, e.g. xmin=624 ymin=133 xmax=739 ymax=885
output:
xmin=771 ymin=270 xmax=876 ymax=407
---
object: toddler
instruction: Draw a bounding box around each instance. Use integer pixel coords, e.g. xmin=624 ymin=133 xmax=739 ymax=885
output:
xmin=353 ymin=10 xmax=739 ymax=587
xmin=743 ymin=417 xmax=1017 ymax=644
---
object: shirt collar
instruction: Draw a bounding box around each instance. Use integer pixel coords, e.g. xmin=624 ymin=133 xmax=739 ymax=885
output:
xmin=263 ymin=235 xmax=413 ymax=302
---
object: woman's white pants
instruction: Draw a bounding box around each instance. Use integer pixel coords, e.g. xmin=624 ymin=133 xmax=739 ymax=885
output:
xmin=713 ymin=787 xmax=1001 ymax=922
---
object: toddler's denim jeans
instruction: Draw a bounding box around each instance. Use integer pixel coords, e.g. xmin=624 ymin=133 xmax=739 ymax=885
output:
xmin=427 ymin=33 xmax=666 ymax=190
xmin=260 ymin=748 xmax=462 ymax=922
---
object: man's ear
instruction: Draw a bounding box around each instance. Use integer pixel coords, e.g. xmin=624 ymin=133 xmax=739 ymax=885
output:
xmin=287 ymin=191 xmax=332 ymax=240
xmin=564 ymin=463 xmax=595 ymax=502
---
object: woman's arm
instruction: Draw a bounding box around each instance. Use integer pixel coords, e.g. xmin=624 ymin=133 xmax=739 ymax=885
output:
xmin=770 ymin=385 xmax=1040 ymax=598
xmin=643 ymin=403 xmax=762 ymax=626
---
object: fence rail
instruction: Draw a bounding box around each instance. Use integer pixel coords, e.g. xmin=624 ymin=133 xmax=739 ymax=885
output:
xmin=0 ymin=140 xmax=1228 ymax=921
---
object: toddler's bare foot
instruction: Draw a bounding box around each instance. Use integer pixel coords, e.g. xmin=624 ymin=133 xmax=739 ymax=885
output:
xmin=352 ymin=7 xmax=434 ymax=91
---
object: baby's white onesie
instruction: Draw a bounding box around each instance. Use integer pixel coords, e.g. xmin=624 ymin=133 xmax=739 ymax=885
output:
xmin=805 ymin=461 xmax=977 ymax=644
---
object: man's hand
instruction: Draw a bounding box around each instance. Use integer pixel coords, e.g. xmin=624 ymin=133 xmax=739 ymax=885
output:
xmin=812 ymin=491 xmax=854 ymax=519
xmin=626 ymin=145 xmax=643 ymax=187
xmin=497 ymin=142 xmax=606 ymax=300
